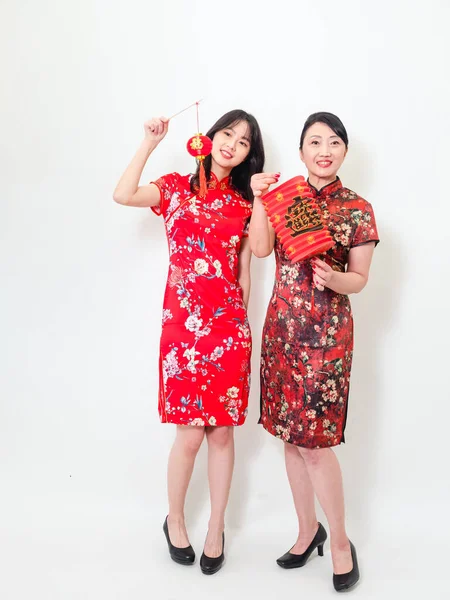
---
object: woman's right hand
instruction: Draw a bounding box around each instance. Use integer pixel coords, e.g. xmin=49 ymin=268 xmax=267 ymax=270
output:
xmin=250 ymin=172 xmax=280 ymax=198
xmin=143 ymin=116 xmax=169 ymax=144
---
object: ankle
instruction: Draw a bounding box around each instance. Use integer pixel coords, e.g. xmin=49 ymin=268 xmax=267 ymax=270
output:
xmin=298 ymin=519 xmax=319 ymax=536
xmin=207 ymin=519 xmax=225 ymax=533
xmin=168 ymin=513 xmax=185 ymax=525
xmin=330 ymin=535 xmax=350 ymax=550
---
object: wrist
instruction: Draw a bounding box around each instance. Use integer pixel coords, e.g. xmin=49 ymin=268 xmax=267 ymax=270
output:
xmin=253 ymin=196 xmax=267 ymax=211
xmin=326 ymin=269 xmax=339 ymax=291
xmin=141 ymin=138 xmax=159 ymax=154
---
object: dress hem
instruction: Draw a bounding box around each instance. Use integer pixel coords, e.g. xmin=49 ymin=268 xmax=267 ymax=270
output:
xmin=160 ymin=419 xmax=247 ymax=427
xmin=258 ymin=420 xmax=345 ymax=449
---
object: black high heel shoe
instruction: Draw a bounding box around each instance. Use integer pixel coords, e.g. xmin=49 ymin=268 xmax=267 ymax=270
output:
xmin=276 ymin=522 xmax=327 ymax=569
xmin=333 ymin=541 xmax=360 ymax=592
xmin=163 ymin=516 xmax=195 ymax=565
xmin=200 ymin=532 xmax=225 ymax=575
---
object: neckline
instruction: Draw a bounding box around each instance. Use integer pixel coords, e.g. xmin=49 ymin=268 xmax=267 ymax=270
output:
xmin=307 ymin=176 xmax=342 ymax=196
xmin=209 ymin=171 xmax=231 ymax=187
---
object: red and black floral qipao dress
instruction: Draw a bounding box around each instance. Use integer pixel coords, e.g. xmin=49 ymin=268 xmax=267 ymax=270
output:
xmin=259 ymin=178 xmax=379 ymax=448
xmin=151 ymin=172 xmax=252 ymax=427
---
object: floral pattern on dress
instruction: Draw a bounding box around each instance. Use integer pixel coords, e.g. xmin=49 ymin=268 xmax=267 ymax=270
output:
xmin=259 ymin=178 xmax=379 ymax=448
xmin=152 ymin=172 xmax=252 ymax=426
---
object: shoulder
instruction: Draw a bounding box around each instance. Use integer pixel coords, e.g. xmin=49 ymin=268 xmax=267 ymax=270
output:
xmin=337 ymin=186 xmax=374 ymax=212
xmin=156 ymin=172 xmax=192 ymax=189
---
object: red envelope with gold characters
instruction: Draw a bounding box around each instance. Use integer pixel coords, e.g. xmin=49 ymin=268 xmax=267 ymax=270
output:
xmin=262 ymin=176 xmax=335 ymax=262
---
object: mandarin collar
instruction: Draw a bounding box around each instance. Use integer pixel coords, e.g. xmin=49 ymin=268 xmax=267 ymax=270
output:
xmin=208 ymin=171 xmax=231 ymax=189
xmin=307 ymin=177 xmax=343 ymax=197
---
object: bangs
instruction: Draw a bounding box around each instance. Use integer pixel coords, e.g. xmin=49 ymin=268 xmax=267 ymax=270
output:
xmin=223 ymin=119 xmax=252 ymax=142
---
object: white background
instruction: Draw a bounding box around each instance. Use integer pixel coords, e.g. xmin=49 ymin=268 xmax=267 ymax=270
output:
xmin=1 ymin=1 xmax=449 ymax=598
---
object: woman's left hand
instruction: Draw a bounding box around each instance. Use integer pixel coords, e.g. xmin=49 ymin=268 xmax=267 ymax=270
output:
xmin=311 ymin=258 xmax=335 ymax=291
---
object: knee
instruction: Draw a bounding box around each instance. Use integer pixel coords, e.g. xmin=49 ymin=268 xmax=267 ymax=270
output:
xmin=207 ymin=426 xmax=234 ymax=449
xmin=298 ymin=446 xmax=330 ymax=467
xmin=177 ymin=426 xmax=205 ymax=456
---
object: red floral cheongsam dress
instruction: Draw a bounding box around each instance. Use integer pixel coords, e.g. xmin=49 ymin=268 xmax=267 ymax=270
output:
xmin=151 ymin=172 xmax=252 ymax=427
xmin=259 ymin=178 xmax=379 ymax=448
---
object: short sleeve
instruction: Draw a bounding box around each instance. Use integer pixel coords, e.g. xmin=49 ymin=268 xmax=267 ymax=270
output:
xmin=150 ymin=172 xmax=181 ymax=218
xmin=351 ymin=201 xmax=380 ymax=248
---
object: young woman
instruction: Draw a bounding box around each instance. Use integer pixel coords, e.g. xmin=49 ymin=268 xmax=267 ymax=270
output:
xmin=249 ymin=112 xmax=379 ymax=592
xmin=113 ymin=109 xmax=265 ymax=575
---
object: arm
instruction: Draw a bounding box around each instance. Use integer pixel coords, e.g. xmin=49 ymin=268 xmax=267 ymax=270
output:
xmin=238 ymin=237 xmax=252 ymax=308
xmin=248 ymin=197 xmax=276 ymax=257
xmin=113 ymin=117 xmax=168 ymax=207
xmin=248 ymin=173 xmax=279 ymax=257
xmin=312 ymin=243 xmax=376 ymax=295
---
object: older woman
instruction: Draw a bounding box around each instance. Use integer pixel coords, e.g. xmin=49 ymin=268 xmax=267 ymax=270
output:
xmin=249 ymin=112 xmax=379 ymax=592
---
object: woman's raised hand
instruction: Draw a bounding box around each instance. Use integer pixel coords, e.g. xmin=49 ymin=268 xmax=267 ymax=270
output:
xmin=250 ymin=172 xmax=280 ymax=198
xmin=144 ymin=116 xmax=169 ymax=144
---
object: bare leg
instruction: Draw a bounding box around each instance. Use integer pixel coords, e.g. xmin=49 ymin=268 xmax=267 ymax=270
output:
xmin=167 ymin=425 xmax=205 ymax=547
xmin=298 ymin=447 xmax=352 ymax=574
xmin=203 ymin=426 xmax=235 ymax=557
xmin=284 ymin=442 xmax=319 ymax=553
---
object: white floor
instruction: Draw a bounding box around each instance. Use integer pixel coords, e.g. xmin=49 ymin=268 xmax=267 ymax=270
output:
xmin=1 ymin=517 xmax=447 ymax=600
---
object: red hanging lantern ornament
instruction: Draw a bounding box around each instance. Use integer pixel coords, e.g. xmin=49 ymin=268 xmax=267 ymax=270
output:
xmin=186 ymin=133 xmax=212 ymax=198
xmin=168 ymin=99 xmax=212 ymax=198
xmin=186 ymin=101 xmax=212 ymax=198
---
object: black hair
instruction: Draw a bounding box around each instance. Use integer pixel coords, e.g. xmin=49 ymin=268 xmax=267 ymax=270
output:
xmin=190 ymin=109 xmax=265 ymax=201
xmin=299 ymin=112 xmax=349 ymax=149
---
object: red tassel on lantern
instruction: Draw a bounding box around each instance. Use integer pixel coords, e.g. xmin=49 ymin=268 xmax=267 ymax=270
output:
xmin=199 ymin=161 xmax=207 ymax=198
xmin=186 ymin=134 xmax=213 ymax=198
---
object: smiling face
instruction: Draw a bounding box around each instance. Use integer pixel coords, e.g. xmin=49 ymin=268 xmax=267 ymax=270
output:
xmin=210 ymin=120 xmax=251 ymax=178
xmin=300 ymin=121 xmax=347 ymax=187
